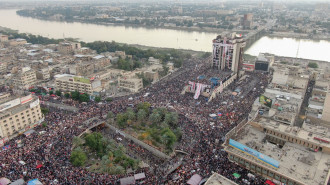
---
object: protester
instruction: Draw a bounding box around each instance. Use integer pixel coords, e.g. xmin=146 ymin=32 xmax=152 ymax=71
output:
xmin=0 ymin=57 xmax=269 ymax=184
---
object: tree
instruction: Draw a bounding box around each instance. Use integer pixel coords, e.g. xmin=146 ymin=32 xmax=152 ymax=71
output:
xmin=149 ymin=112 xmax=162 ymax=124
xmin=40 ymin=107 xmax=49 ymax=115
xmin=125 ymin=108 xmax=136 ymax=121
xmin=161 ymin=128 xmax=177 ymax=150
xmin=70 ymin=148 xmax=87 ymax=167
xmin=164 ymin=112 xmax=179 ymax=128
xmin=137 ymin=109 xmax=147 ymax=122
xmin=71 ymin=91 xmax=80 ymax=100
xmin=116 ymin=113 xmax=128 ymax=128
xmin=73 ymin=136 xmax=83 ymax=147
xmin=64 ymin=93 xmax=70 ymax=98
xmin=79 ymin=93 xmax=90 ymax=102
xmin=107 ymin=111 xmax=114 ymax=119
xmin=106 ymin=97 xmax=113 ymax=102
xmin=137 ymin=102 xmax=151 ymax=114
xmin=85 ymin=132 xmax=105 ymax=156
xmin=95 ymin=96 xmax=101 ymax=103
xmin=55 ymin=90 xmax=62 ymax=97
xmin=49 ymin=90 xmax=54 ymax=95
xmin=308 ymin=62 xmax=318 ymax=68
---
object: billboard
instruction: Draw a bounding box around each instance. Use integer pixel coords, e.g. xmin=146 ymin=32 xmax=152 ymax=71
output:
xmin=259 ymin=95 xmax=272 ymax=108
xmin=0 ymin=98 xmax=21 ymax=112
xmin=20 ymin=94 xmax=33 ymax=104
xmin=229 ymin=139 xmax=279 ymax=168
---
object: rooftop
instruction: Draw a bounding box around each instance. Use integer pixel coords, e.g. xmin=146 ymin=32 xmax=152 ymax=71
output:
xmin=227 ymin=124 xmax=330 ymax=185
xmin=204 ymin=173 xmax=238 ymax=185
xmin=254 ymin=116 xmax=330 ymax=148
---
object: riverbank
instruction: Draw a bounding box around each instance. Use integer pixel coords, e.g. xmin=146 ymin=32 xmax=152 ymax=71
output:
xmin=269 ymin=32 xmax=330 ymax=41
xmin=14 ymin=12 xmax=226 ymax=34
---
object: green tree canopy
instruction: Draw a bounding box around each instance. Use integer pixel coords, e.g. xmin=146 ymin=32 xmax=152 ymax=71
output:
xmin=70 ymin=147 xmax=87 ymax=167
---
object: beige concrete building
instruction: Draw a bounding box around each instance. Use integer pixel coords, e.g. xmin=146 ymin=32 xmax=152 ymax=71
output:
xmin=223 ymin=117 xmax=330 ymax=185
xmin=36 ymin=68 xmax=51 ymax=81
xmin=8 ymin=38 xmax=27 ymax=46
xmin=12 ymin=67 xmax=37 ymax=89
xmin=118 ymin=78 xmax=143 ymax=92
xmin=55 ymin=76 xmax=101 ymax=94
xmin=0 ymin=35 xmax=8 ymax=42
xmin=0 ymin=94 xmax=43 ymax=146
xmin=57 ymin=42 xmax=81 ymax=54
xmin=204 ymin=173 xmax=238 ymax=185
xmin=0 ymin=62 xmax=7 ymax=73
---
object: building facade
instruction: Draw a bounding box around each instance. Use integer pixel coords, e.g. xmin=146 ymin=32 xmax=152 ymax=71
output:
xmin=0 ymin=94 xmax=43 ymax=146
xmin=212 ymin=33 xmax=246 ymax=74
xmin=55 ymin=76 xmax=101 ymax=94
xmin=118 ymin=78 xmax=143 ymax=92
xmin=12 ymin=68 xmax=37 ymax=89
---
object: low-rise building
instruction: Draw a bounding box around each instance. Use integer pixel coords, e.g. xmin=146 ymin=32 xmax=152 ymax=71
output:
xmin=204 ymin=173 xmax=238 ymax=185
xmin=57 ymin=42 xmax=81 ymax=55
xmin=12 ymin=67 xmax=37 ymax=89
xmin=118 ymin=78 xmax=143 ymax=92
xmin=0 ymin=62 xmax=7 ymax=74
xmin=55 ymin=76 xmax=101 ymax=94
xmin=223 ymin=117 xmax=330 ymax=185
xmin=36 ymin=68 xmax=51 ymax=81
xmin=0 ymin=94 xmax=43 ymax=146
xmin=8 ymin=38 xmax=27 ymax=46
xmin=0 ymin=34 xmax=8 ymax=42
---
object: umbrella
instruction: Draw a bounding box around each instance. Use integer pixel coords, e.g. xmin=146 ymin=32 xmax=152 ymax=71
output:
xmin=233 ymin=173 xmax=241 ymax=179
xmin=0 ymin=177 xmax=11 ymax=185
xmin=36 ymin=164 xmax=43 ymax=169
xmin=27 ymin=179 xmax=42 ymax=185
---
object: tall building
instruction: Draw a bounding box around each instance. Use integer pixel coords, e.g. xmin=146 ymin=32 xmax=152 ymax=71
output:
xmin=212 ymin=33 xmax=246 ymax=74
xmin=0 ymin=94 xmax=43 ymax=146
xmin=242 ymin=13 xmax=253 ymax=29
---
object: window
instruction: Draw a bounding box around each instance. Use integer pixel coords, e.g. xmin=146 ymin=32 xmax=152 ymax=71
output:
xmin=269 ymin=171 xmax=274 ymax=178
xmin=275 ymin=174 xmax=280 ymax=180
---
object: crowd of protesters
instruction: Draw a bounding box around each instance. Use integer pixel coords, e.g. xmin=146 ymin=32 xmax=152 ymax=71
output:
xmin=0 ymin=57 xmax=270 ymax=185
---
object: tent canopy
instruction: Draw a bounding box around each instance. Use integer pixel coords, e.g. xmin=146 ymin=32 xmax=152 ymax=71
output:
xmin=233 ymin=173 xmax=241 ymax=179
xmin=27 ymin=179 xmax=42 ymax=185
xmin=120 ymin=176 xmax=135 ymax=185
xmin=9 ymin=179 xmax=24 ymax=185
xmin=134 ymin=173 xmax=145 ymax=180
xmin=0 ymin=177 xmax=11 ymax=185
xmin=24 ymin=130 xmax=35 ymax=136
xmin=187 ymin=174 xmax=202 ymax=185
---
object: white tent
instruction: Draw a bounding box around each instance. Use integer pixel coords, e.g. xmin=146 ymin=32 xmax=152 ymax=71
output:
xmin=187 ymin=174 xmax=202 ymax=185
xmin=134 ymin=173 xmax=146 ymax=180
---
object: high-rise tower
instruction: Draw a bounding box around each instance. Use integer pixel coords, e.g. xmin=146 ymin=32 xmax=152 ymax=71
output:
xmin=212 ymin=33 xmax=246 ymax=74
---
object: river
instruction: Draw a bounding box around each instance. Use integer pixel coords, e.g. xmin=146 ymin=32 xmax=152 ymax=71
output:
xmin=0 ymin=9 xmax=329 ymax=62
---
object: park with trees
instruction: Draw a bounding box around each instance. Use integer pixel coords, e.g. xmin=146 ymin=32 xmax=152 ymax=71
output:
xmin=109 ymin=102 xmax=182 ymax=154
xmin=70 ymin=132 xmax=139 ymax=174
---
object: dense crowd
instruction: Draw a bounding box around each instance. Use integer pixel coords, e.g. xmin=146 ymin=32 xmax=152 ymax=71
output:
xmin=0 ymin=57 xmax=270 ymax=184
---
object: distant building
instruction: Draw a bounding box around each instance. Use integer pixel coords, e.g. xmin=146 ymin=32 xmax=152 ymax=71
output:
xmin=255 ymin=53 xmax=275 ymax=72
xmin=0 ymin=94 xmax=43 ymax=146
xmin=8 ymin=38 xmax=27 ymax=46
xmin=57 ymin=42 xmax=81 ymax=55
xmin=12 ymin=67 xmax=37 ymax=89
xmin=212 ymin=33 xmax=246 ymax=74
xmin=204 ymin=173 xmax=238 ymax=185
xmin=55 ymin=76 xmax=102 ymax=94
xmin=223 ymin=118 xmax=330 ymax=185
xmin=0 ymin=34 xmax=8 ymax=42
xmin=118 ymin=78 xmax=143 ymax=92
xmin=242 ymin=13 xmax=253 ymax=29
xmin=36 ymin=68 xmax=50 ymax=81
xmin=0 ymin=62 xmax=7 ymax=74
